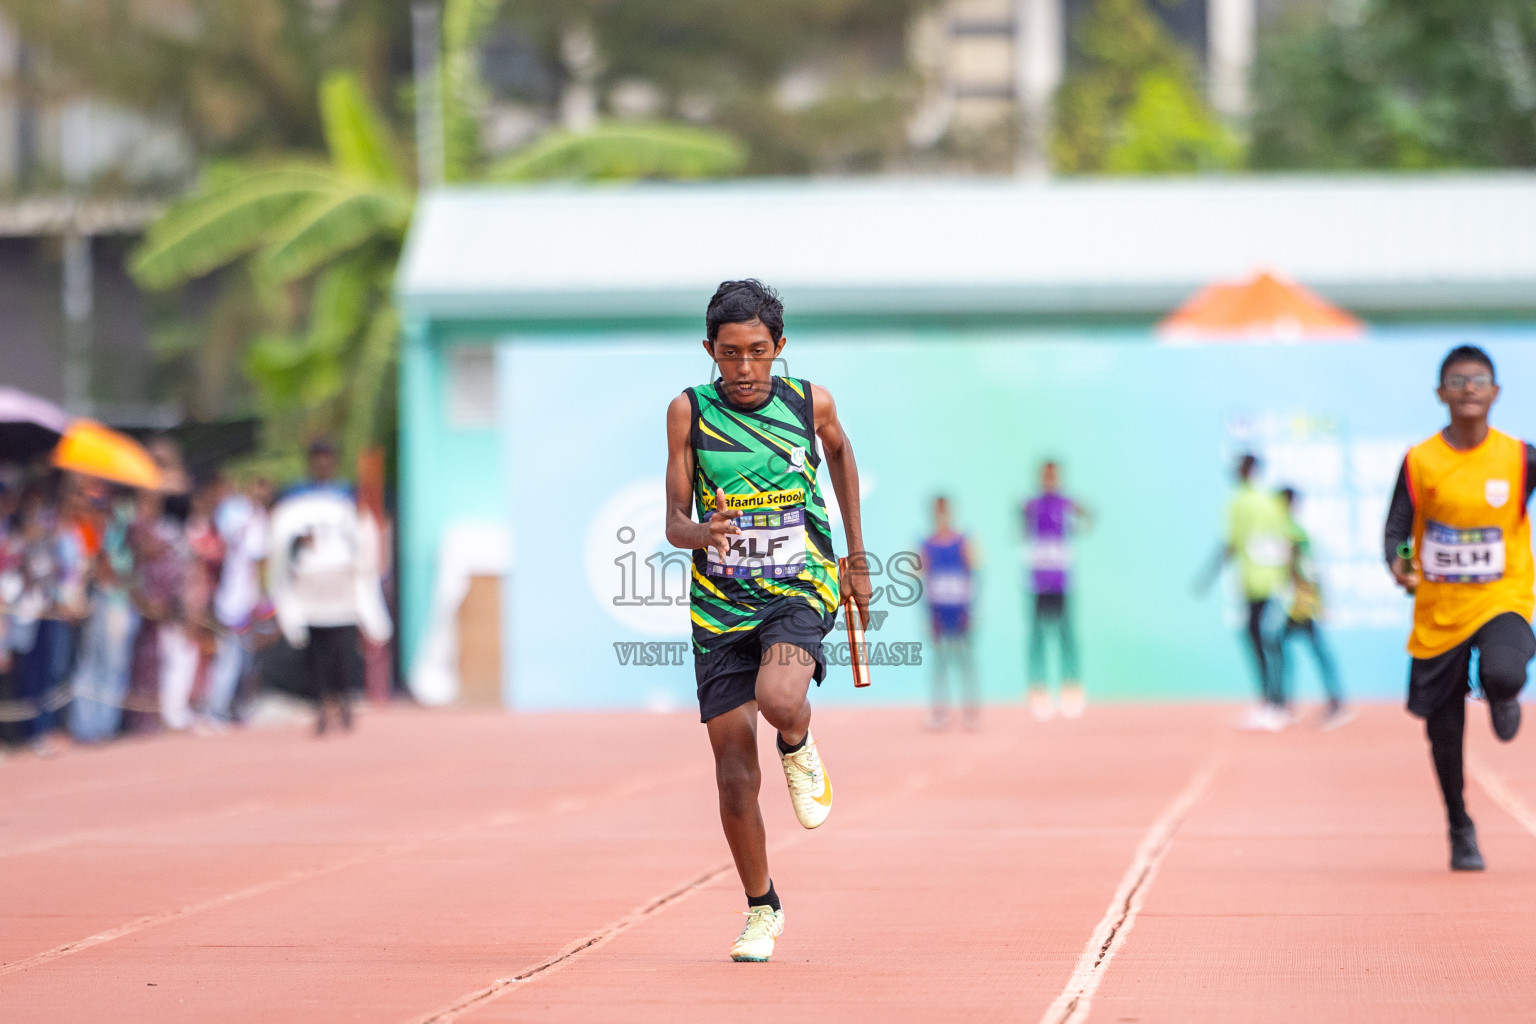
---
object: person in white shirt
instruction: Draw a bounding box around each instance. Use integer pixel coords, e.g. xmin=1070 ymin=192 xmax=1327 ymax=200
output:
xmin=205 ymin=474 xmax=271 ymax=723
xmin=267 ymin=440 xmax=392 ymax=735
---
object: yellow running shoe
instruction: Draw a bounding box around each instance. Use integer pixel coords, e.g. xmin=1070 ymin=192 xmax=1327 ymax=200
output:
xmin=730 ymin=905 xmax=784 ymax=962
xmin=780 ymin=732 xmax=832 ymax=829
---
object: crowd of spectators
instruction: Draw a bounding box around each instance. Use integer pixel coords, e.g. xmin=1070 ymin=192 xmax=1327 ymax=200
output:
xmin=0 ymin=438 xmax=393 ymax=756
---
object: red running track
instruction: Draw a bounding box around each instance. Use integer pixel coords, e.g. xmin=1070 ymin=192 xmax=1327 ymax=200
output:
xmin=4 ymin=702 xmax=1536 ymax=1023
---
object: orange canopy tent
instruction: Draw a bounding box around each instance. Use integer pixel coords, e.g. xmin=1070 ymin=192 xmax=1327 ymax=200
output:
xmin=52 ymin=420 xmax=163 ymax=490
xmin=1157 ymin=270 xmax=1365 ymax=344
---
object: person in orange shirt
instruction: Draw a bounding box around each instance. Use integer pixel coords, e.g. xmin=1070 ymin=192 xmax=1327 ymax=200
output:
xmin=1385 ymin=345 xmax=1536 ymax=872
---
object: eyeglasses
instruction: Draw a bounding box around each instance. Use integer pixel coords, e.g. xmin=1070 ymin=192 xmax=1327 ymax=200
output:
xmin=1443 ymin=373 xmax=1494 ymax=392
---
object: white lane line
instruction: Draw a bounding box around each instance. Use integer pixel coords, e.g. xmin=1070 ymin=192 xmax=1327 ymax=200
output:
xmin=406 ymin=735 xmax=1017 ymax=1024
xmin=1468 ymin=757 xmax=1536 ymax=837
xmin=1038 ymin=754 xmax=1220 ymax=1024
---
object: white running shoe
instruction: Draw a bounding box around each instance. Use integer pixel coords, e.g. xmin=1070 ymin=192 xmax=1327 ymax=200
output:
xmin=1237 ymin=704 xmax=1287 ymax=733
xmin=780 ymin=733 xmax=832 ymax=829
xmin=1059 ymin=682 xmax=1085 ymax=719
xmin=730 ymin=905 xmax=784 ymax=962
xmin=1029 ymin=688 xmax=1056 ymax=722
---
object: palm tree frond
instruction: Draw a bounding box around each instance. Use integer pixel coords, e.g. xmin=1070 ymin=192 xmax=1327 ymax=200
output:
xmin=486 ymin=121 xmax=746 ymax=182
xmin=130 ymin=165 xmax=339 ymax=290
xmin=257 ymin=186 xmax=412 ymax=284
xmin=305 ymin=257 xmax=378 ymax=352
xmin=320 ymin=71 xmax=407 ymax=186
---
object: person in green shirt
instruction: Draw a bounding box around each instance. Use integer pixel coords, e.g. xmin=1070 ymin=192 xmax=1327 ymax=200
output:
xmin=1278 ymin=487 xmax=1353 ymax=730
xmin=1198 ymin=453 xmax=1291 ymax=731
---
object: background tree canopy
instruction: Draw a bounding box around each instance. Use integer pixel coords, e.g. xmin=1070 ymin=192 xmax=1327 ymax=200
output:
xmin=10 ymin=0 xmax=1536 ymax=471
xmin=0 ymin=0 xmax=411 ymax=169
xmin=1052 ymin=0 xmax=1239 ymax=175
xmin=1251 ymin=0 xmax=1536 ymax=170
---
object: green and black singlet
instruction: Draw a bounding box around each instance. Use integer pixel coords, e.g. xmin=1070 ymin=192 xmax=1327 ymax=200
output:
xmin=685 ymin=376 xmax=840 ymax=652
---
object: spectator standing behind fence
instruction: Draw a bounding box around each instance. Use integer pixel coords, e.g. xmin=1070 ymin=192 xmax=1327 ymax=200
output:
xmin=7 ymin=482 xmax=83 ymax=755
xmin=268 ymin=439 xmax=392 ymax=736
xmin=124 ymin=487 xmax=194 ymax=733
xmin=69 ymin=483 xmax=138 ymax=742
xmin=184 ymin=476 xmax=226 ymax=725
xmin=921 ymin=496 xmax=980 ymax=731
xmin=205 ymin=475 xmax=270 ymax=724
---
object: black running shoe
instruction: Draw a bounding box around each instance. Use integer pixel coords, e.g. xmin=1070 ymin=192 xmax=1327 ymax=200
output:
xmin=1491 ymin=699 xmax=1522 ymax=743
xmin=1450 ymin=824 xmax=1485 ymax=871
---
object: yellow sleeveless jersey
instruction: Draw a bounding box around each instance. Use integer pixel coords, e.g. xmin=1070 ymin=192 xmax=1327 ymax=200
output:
xmin=1405 ymin=428 xmax=1533 ymax=657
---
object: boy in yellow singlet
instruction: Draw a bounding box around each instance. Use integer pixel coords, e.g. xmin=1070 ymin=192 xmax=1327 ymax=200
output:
xmin=1384 ymin=345 xmax=1536 ymax=872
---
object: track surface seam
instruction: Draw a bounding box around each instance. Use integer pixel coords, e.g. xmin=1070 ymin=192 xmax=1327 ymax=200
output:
xmin=406 ymin=734 xmax=1016 ymax=1024
xmin=1038 ymin=753 xmax=1221 ymax=1024
xmin=0 ymin=757 xmax=481 ymax=861
xmin=0 ymin=771 xmax=678 ymax=977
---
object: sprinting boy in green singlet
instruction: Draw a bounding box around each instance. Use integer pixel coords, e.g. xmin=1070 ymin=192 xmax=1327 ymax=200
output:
xmin=664 ymin=280 xmax=871 ymax=962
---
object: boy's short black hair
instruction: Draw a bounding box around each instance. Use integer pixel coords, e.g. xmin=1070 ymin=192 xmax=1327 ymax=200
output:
xmin=1439 ymin=345 xmax=1495 ymax=384
xmin=706 ymin=279 xmax=784 ymax=343
xmin=1237 ymin=453 xmax=1259 ymax=479
xmin=1279 ymin=486 xmax=1297 ymax=505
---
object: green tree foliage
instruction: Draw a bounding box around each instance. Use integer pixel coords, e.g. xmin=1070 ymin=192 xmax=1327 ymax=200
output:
xmin=1251 ymin=0 xmax=1536 ymax=169
xmin=1052 ymin=0 xmax=1239 ymax=174
xmin=132 ymin=69 xmax=744 ymax=464
xmin=443 ymin=0 xmax=506 ymax=182
xmin=0 ymin=0 xmax=409 ymax=167
xmin=131 ymin=73 xmax=411 ymax=463
xmin=479 ymin=0 xmax=934 ymax=174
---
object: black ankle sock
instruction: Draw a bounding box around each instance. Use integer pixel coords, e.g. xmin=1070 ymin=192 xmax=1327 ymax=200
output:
xmin=747 ymin=881 xmax=781 ymax=913
xmin=776 ymin=733 xmax=806 ymax=756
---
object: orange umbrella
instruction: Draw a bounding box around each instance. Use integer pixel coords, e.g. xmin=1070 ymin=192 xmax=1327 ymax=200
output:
xmin=1158 ymin=270 xmax=1365 ymax=344
xmin=51 ymin=420 xmax=164 ymax=490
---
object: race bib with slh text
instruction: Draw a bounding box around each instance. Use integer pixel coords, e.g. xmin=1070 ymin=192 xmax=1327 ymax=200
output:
xmin=706 ymin=506 xmax=810 ymax=579
xmin=1422 ymin=520 xmax=1506 ymax=584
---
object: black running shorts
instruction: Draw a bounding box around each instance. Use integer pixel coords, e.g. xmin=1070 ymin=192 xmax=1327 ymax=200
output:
xmin=1407 ymin=611 xmax=1536 ymax=719
xmin=694 ymin=598 xmax=835 ymax=723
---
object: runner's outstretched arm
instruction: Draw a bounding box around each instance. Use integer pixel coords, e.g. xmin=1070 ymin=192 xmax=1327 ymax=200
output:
xmin=812 ymin=384 xmax=871 ymax=627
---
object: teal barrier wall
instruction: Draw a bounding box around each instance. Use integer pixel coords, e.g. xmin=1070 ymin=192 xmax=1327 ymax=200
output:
xmin=399 ymin=321 xmax=503 ymax=675
xmin=497 ymin=326 xmax=1536 ymax=711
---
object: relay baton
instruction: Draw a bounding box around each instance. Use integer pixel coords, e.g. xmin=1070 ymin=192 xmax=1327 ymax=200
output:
xmin=839 ymin=557 xmax=871 ymax=688
xmin=1396 ymin=540 xmax=1417 ymax=596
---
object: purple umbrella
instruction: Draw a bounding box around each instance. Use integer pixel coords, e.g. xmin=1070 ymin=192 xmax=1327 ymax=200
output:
xmin=0 ymin=387 xmax=72 ymax=463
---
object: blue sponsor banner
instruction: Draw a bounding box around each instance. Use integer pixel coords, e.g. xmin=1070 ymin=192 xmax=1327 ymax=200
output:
xmin=498 ymin=325 xmax=1536 ymax=711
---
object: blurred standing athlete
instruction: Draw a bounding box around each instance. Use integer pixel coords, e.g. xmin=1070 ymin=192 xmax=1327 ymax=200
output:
xmin=1277 ymin=487 xmax=1353 ymax=729
xmin=1385 ymin=345 xmax=1536 ymax=872
xmin=665 ymin=279 xmax=870 ymax=963
xmin=1023 ymin=461 xmax=1090 ymax=720
xmin=1199 ymin=453 xmax=1291 ymax=732
xmin=921 ymin=496 xmax=978 ymax=730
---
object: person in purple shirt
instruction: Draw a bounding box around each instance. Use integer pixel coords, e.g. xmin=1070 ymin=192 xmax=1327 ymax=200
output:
xmin=1023 ymin=461 xmax=1092 ymax=720
xmin=921 ymin=496 xmax=979 ymax=730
